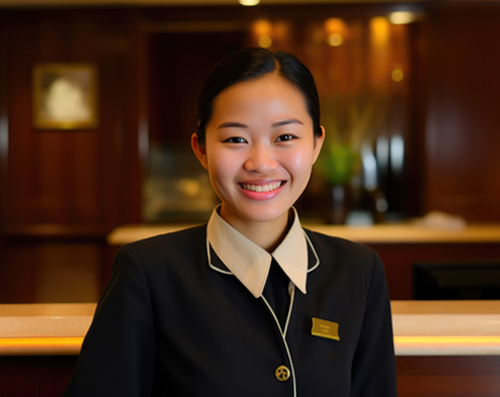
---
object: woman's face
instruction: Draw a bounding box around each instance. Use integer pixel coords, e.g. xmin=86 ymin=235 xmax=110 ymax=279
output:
xmin=192 ymin=73 xmax=324 ymax=229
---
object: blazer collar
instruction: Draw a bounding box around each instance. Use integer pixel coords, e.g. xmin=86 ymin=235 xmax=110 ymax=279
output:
xmin=206 ymin=207 xmax=320 ymax=297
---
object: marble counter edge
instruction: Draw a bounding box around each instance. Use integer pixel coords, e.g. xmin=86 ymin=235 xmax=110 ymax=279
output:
xmin=107 ymin=224 xmax=500 ymax=245
xmin=2 ymin=301 xmax=500 ymax=356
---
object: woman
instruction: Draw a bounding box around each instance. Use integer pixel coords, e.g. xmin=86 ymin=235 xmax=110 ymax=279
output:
xmin=65 ymin=48 xmax=397 ymax=396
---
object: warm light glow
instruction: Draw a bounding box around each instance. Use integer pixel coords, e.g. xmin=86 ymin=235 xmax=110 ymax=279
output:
xmin=324 ymin=18 xmax=346 ymax=34
xmin=327 ymin=33 xmax=343 ymax=47
xmin=389 ymin=11 xmax=415 ymax=25
xmin=324 ymin=18 xmax=347 ymax=47
xmin=395 ymin=335 xmax=500 ymax=355
xmin=370 ymin=17 xmax=390 ymax=48
xmin=252 ymin=19 xmax=272 ymax=48
xmin=253 ymin=19 xmax=271 ymax=36
xmin=239 ymin=0 xmax=260 ymax=6
xmin=392 ymin=68 xmax=404 ymax=82
xmin=0 ymin=337 xmax=84 ymax=354
xmin=258 ymin=34 xmax=272 ymax=48
xmin=395 ymin=336 xmax=500 ymax=347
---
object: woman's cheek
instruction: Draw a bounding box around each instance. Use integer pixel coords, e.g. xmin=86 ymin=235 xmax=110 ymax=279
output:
xmin=287 ymin=149 xmax=313 ymax=172
xmin=216 ymin=151 xmax=241 ymax=173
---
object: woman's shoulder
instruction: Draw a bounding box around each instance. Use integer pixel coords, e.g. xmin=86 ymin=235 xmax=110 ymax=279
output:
xmin=303 ymin=227 xmax=372 ymax=254
xmin=303 ymin=227 xmax=382 ymax=270
xmin=118 ymin=224 xmax=207 ymax=264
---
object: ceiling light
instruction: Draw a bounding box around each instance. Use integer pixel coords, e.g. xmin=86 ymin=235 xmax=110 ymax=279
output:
xmin=258 ymin=35 xmax=272 ymax=48
xmin=327 ymin=33 xmax=343 ymax=47
xmin=389 ymin=11 xmax=415 ymax=25
xmin=239 ymin=0 xmax=260 ymax=6
xmin=391 ymin=69 xmax=404 ymax=82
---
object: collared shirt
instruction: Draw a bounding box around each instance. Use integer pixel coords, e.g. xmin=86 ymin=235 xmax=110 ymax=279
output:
xmin=206 ymin=206 xmax=309 ymax=298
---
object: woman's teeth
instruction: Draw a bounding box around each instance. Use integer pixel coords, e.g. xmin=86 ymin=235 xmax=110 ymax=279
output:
xmin=241 ymin=182 xmax=282 ymax=192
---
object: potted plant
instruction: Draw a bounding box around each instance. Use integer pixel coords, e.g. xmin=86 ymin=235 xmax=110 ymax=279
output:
xmin=316 ymin=97 xmax=377 ymax=224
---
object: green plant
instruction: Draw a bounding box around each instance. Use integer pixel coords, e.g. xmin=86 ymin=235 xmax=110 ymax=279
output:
xmin=316 ymin=97 xmax=377 ymax=185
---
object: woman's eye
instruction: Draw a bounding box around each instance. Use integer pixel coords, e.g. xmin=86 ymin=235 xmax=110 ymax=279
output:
xmin=224 ymin=137 xmax=246 ymax=144
xmin=276 ymin=134 xmax=296 ymax=142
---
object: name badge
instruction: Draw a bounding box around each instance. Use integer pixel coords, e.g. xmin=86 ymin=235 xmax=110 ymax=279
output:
xmin=311 ymin=317 xmax=340 ymax=341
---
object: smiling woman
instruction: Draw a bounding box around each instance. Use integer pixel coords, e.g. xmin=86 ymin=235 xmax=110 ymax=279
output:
xmin=191 ymin=72 xmax=323 ymax=249
xmin=64 ymin=48 xmax=397 ymax=397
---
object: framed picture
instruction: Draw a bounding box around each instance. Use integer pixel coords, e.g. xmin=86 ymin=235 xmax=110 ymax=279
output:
xmin=33 ymin=63 xmax=98 ymax=129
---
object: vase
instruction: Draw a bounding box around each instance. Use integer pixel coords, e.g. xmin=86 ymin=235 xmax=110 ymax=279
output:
xmin=327 ymin=184 xmax=351 ymax=224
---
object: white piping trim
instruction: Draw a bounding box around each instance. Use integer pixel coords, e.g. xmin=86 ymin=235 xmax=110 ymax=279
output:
xmin=261 ymin=295 xmax=297 ymax=397
xmin=304 ymin=231 xmax=320 ymax=273
xmin=207 ymin=223 xmax=300 ymax=395
xmin=206 ymin=235 xmax=233 ymax=275
xmin=207 ymin=226 xmax=319 ymax=277
xmin=283 ymin=284 xmax=295 ymax=338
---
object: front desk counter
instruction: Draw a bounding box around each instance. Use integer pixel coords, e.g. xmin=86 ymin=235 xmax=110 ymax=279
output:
xmin=1 ymin=301 xmax=500 ymax=396
xmin=106 ymin=223 xmax=500 ymax=300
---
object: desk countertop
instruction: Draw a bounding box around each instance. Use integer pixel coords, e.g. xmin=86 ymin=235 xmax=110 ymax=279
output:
xmin=107 ymin=224 xmax=500 ymax=245
xmin=1 ymin=301 xmax=500 ymax=356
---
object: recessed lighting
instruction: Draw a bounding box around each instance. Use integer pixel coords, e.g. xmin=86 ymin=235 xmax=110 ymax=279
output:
xmin=258 ymin=35 xmax=272 ymax=48
xmin=389 ymin=11 xmax=415 ymax=25
xmin=327 ymin=33 xmax=343 ymax=47
xmin=239 ymin=0 xmax=260 ymax=6
xmin=391 ymin=69 xmax=404 ymax=82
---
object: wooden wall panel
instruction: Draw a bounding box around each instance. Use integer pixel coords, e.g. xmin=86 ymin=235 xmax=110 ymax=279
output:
xmin=397 ymin=356 xmax=500 ymax=397
xmin=1 ymin=3 xmax=500 ymax=302
xmin=2 ymin=10 xmax=138 ymax=227
xmin=0 ymin=9 xmax=142 ymax=302
xmin=0 ymin=356 xmax=77 ymax=397
xmin=424 ymin=5 xmax=500 ymax=222
xmin=0 ymin=241 xmax=101 ymax=303
xmin=370 ymin=242 xmax=500 ymax=300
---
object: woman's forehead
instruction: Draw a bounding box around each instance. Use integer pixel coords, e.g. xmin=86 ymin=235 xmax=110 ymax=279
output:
xmin=209 ymin=74 xmax=309 ymax=123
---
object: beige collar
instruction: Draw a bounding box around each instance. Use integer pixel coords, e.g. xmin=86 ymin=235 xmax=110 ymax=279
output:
xmin=206 ymin=206 xmax=309 ymax=298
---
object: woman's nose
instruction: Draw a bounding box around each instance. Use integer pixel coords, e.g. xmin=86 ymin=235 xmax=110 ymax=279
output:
xmin=243 ymin=145 xmax=278 ymax=174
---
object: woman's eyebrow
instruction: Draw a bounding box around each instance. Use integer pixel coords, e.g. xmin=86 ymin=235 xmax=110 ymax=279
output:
xmin=217 ymin=119 xmax=303 ymax=129
xmin=272 ymin=118 xmax=304 ymax=127
xmin=217 ymin=122 xmax=248 ymax=129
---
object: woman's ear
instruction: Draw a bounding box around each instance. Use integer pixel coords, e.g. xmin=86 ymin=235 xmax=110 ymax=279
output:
xmin=312 ymin=125 xmax=326 ymax=164
xmin=191 ymin=133 xmax=208 ymax=170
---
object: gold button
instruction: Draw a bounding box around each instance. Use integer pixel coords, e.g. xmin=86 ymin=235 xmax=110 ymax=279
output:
xmin=275 ymin=365 xmax=290 ymax=381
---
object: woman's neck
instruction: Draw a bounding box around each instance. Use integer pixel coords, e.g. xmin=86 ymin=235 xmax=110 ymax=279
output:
xmin=219 ymin=206 xmax=292 ymax=253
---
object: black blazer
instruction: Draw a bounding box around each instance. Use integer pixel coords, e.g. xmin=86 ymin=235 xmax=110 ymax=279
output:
xmin=64 ymin=225 xmax=397 ymax=397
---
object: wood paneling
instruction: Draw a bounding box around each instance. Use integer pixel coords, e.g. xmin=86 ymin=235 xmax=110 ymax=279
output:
xmin=397 ymin=356 xmax=500 ymax=397
xmin=0 ymin=228 xmax=109 ymax=303
xmin=371 ymin=242 xmax=500 ymax=300
xmin=0 ymin=9 xmax=143 ymax=302
xmin=2 ymin=10 xmax=138 ymax=226
xmin=405 ymin=21 xmax=427 ymax=217
xmin=0 ymin=356 xmax=77 ymax=397
xmin=424 ymin=5 xmax=500 ymax=222
xmin=1 ymin=3 xmax=500 ymax=302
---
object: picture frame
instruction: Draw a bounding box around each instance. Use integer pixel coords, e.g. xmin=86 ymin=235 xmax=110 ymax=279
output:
xmin=32 ymin=63 xmax=98 ymax=129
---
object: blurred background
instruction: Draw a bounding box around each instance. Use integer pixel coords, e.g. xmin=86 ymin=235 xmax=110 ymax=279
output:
xmin=1 ymin=0 xmax=500 ymax=303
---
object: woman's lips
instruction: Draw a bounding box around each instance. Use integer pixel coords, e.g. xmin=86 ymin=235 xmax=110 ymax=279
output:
xmin=238 ymin=181 xmax=286 ymax=200
xmin=240 ymin=181 xmax=283 ymax=192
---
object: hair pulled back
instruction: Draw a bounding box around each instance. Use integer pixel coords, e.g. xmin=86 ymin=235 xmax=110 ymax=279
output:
xmin=196 ymin=47 xmax=322 ymax=146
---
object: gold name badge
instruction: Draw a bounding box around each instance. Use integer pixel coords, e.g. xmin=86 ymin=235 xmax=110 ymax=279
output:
xmin=311 ymin=317 xmax=340 ymax=341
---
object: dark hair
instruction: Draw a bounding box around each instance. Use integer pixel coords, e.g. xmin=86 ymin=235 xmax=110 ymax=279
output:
xmin=196 ymin=47 xmax=322 ymax=145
